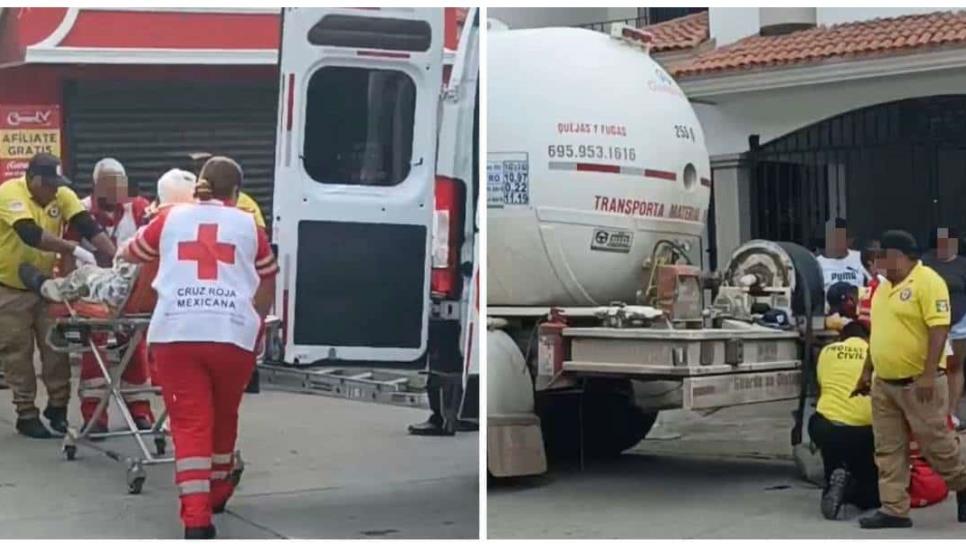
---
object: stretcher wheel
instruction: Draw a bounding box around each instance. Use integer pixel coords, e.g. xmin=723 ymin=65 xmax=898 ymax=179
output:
xmin=128 ymin=477 xmax=144 ymax=495
xmin=63 ymin=444 xmax=77 ymax=461
xmin=127 ymin=463 xmax=147 ymax=495
xmin=154 ymin=437 xmax=166 ymax=456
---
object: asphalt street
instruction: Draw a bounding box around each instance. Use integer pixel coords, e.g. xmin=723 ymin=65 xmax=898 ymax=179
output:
xmin=488 ymin=400 xmax=966 ymax=539
xmin=0 ymin=375 xmax=479 ymax=539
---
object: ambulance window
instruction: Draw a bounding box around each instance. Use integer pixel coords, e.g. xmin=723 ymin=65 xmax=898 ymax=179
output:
xmin=308 ymin=15 xmax=432 ymax=52
xmin=303 ymin=67 xmax=416 ymax=187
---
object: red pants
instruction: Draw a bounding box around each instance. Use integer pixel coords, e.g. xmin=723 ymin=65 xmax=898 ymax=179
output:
xmin=80 ymin=333 xmax=154 ymax=426
xmin=153 ymin=341 xmax=256 ymax=529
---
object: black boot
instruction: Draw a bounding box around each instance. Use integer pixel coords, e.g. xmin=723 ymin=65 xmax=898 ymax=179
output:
xmin=408 ymin=413 xmax=454 ymax=436
xmin=18 ymin=263 xmax=50 ymax=294
xmin=957 ymin=490 xmax=966 ymax=522
xmin=245 ymin=368 xmax=260 ymax=394
xmin=821 ymin=468 xmax=850 ymax=520
xmin=184 ymin=525 xmax=216 ymax=539
xmin=859 ymin=510 xmax=912 ymax=529
xmin=43 ymin=406 xmax=68 ymax=435
xmin=16 ymin=417 xmax=53 ymax=439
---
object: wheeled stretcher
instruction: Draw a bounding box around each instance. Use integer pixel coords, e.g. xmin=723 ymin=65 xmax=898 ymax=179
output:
xmin=46 ymin=310 xmax=171 ymax=494
xmin=42 ymin=262 xmax=245 ymax=494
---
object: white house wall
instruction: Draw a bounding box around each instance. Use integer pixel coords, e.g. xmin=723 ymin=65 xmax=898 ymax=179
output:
xmin=817 ymin=7 xmax=944 ymax=26
xmin=698 ymin=65 xmax=966 ymax=267
xmin=694 ymin=67 xmax=966 ymax=157
xmin=709 ymin=8 xmax=760 ymax=47
xmin=710 ymin=8 xmax=944 ymax=48
xmin=487 ymin=8 xmax=637 ymax=30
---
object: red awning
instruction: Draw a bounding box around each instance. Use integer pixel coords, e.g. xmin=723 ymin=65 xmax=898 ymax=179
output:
xmin=0 ymin=7 xmax=466 ymax=68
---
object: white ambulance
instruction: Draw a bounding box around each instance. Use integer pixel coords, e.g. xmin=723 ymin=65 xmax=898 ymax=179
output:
xmin=262 ymin=7 xmax=479 ymax=421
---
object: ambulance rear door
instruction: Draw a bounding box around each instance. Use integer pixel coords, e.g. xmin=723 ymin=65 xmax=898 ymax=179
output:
xmin=273 ymin=8 xmax=443 ymax=366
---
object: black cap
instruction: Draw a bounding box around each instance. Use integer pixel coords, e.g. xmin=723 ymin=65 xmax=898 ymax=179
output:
xmin=26 ymin=153 xmax=70 ymax=188
xmin=881 ymin=229 xmax=919 ymax=258
xmin=826 ymin=281 xmax=858 ymax=308
xmin=831 ymin=217 xmax=848 ymax=229
xmin=760 ymin=309 xmax=790 ymax=329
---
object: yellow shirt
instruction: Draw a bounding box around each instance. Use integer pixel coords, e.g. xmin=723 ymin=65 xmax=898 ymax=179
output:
xmin=870 ymin=262 xmax=951 ymax=380
xmin=236 ymin=192 xmax=266 ymax=229
xmin=0 ymin=177 xmax=86 ymax=288
xmin=816 ymin=336 xmax=873 ymax=426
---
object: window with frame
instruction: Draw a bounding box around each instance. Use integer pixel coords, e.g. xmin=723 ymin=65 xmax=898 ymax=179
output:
xmin=303 ymin=66 xmax=416 ymax=186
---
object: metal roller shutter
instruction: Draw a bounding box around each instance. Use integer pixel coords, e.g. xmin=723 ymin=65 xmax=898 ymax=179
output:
xmin=64 ymin=80 xmax=278 ymax=222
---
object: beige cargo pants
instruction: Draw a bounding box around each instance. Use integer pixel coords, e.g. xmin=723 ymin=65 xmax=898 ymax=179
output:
xmin=0 ymin=285 xmax=70 ymax=419
xmin=872 ymin=374 xmax=966 ymax=517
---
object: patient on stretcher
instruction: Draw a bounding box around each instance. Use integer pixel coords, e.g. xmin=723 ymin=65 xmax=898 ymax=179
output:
xmin=17 ymin=168 xmax=197 ymax=313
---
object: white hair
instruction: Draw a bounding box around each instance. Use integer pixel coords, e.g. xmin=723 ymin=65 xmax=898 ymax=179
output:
xmin=92 ymin=158 xmax=126 ymax=180
xmin=157 ymin=168 xmax=197 ymax=205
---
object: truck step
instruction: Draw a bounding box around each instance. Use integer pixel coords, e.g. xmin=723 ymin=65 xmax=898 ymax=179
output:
xmin=259 ymin=364 xmax=428 ymax=409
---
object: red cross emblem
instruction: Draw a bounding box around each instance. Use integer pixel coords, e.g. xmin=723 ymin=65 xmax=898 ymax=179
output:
xmin=178 ymin=224 xmax=236 ymax=280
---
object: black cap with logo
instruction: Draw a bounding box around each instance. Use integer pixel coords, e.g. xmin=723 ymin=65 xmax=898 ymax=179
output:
xmin=25 ymin=153 xmax=71 ymax=188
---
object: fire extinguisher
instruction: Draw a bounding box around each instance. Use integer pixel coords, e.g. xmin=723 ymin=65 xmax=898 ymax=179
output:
xmin=536 ymin=308 xmax=568 ymax=391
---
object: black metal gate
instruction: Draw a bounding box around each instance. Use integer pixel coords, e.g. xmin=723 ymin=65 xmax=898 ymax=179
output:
xmin=747 ymin=95 xmax=966 ymax=249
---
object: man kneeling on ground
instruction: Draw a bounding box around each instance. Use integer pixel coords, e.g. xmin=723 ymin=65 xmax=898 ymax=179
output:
xmin=810 ymin=318 xmax=880 ymax=519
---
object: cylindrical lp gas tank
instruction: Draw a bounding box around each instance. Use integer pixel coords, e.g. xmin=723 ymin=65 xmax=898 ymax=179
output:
xmin=487 ymin=26 xmax=712 ymax=307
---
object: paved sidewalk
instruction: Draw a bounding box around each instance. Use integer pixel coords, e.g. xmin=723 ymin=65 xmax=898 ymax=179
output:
xmin=0 ymin=382 xmax=478 ymax=539
xmin=490 ymin=401 xmax=964 ymax=539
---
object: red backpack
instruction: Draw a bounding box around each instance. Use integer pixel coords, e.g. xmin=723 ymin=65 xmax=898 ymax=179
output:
xmin=908 ymin=415 xmax=955 ymax=508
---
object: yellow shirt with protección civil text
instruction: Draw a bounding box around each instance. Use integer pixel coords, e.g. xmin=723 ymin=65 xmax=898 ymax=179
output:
xmin=236 ymin=191 xmax=266 ymax=229
xmin=870 ymin=262 xmax=951 ymax=380
xmin=816 ymin=336 xmax=872 ymax=426
xmin=0 ymin=177 xmax=86 ymax=289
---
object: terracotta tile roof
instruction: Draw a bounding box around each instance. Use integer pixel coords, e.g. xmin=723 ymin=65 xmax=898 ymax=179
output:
xmin=645 ymin=11 xmax=709 ymax=52
xmin=673 ymin=10 xmax=966 ymax=78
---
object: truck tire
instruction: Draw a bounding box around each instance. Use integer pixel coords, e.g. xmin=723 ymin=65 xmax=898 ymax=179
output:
xmin=537 ymin=389 xmax=658 ymax=461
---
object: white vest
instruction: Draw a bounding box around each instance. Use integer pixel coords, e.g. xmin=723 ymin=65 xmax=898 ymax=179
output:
xmin=81 ymin=196 xmax=140 ymax=246
xmin=148 ymin=202 xmax=262 ymax=351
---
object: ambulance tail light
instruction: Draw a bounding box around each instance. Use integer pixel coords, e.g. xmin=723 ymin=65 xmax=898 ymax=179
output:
xmin=432 ymin=176 xmax=461 ymax=299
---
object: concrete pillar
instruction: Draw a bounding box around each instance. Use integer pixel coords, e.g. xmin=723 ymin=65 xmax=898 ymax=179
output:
xmin=711 ymin=153 xmax=752 ymax=268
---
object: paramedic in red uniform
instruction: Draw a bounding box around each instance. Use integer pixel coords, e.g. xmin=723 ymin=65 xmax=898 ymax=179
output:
xmin=73 ymin=158 xmax=154 ymax=432
xmin=122 ymin=156 xmax=277 ymax=539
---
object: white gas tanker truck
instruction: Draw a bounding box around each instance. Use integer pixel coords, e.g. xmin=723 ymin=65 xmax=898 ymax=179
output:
xmin=487 ymin=23 xmax=829 ymax=478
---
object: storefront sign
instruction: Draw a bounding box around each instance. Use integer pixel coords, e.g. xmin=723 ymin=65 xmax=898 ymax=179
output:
xmin=0 ymin=105 xmax=62 ymax=182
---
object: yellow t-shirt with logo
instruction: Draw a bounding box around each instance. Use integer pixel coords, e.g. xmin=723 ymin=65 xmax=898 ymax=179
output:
xmin=0 ymin=177 xmax=86 ymax=289
xmin=870 ymin=262 xmax=951 ymax=380
xmin=236 ymin=192 xmax=266 ymax=229
xmin=816 ymin=336 xmax=873 ymax=426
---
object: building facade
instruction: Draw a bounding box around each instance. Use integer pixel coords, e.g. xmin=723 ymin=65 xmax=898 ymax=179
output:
xmin=644 ymin=7 xmax=966 ymax=267
xmin=0 ymin=7 xmax=465 ymax=219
